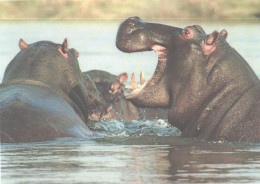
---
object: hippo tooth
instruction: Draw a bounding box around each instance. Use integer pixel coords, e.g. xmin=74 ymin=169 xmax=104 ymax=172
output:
xmin=140 ymin=70 xmax=145 ymax=85
xmin=131 ymin=72 xmax=138 ymax=90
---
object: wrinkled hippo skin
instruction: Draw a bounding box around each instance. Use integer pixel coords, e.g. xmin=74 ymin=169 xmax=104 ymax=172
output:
xmin=116 ymin=17 xmax=260 ymax=142
xmin=83 ymin=70 xmax=168 ymax=121
xmin=0 ymin=39 xmax=92 ymax=143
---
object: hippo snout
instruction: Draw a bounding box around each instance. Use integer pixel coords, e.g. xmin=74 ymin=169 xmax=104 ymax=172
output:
xmin=116 ymin=17 xmax=151 ymax=52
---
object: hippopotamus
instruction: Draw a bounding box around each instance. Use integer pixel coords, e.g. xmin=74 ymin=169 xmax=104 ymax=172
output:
xmin=83 ymin=70 xmax=168 ymax=121
xmin=0 ymin=39 xmax=92 ymax=143
xmin=116 ymin=17 xmax=260 ymax=142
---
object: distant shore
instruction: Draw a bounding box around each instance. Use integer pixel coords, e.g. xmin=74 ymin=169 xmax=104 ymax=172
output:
xmin=1 ymin=0 xmax=260 ymax=21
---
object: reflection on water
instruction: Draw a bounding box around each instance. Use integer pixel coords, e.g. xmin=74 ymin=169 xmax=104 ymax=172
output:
xmin=1 ymin=21 xmax=260 ymax=183
xmin=1 ymin=142 xmax=170 ymax=184
xmin=168 ymin=144 xmax=260 ymax=183
xmin=2 ymin=137 xmax=260 ymax=184
xmin=1 ymin=120 xmax=260 ymax=184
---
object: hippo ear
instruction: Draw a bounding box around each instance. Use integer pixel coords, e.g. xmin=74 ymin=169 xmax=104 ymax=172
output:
xmin=220 ymin=30 xmax=228 ymax=39
xmin=202 ymin=31 xmax=220 ymax=55
xmin=109 ymin=72 xmax=128 ymax=95
xmin=58 ymin=38 xmax=69 ymax=59
xmin=206 ymin=31 xmax=219 ymax=45
xmin=62 ymin=38 xmax=68 ymax=54
xmin=19 ymin=39 xmax=28 ymax=50
xmin=118 ymin=72 xmax=128 ymax=84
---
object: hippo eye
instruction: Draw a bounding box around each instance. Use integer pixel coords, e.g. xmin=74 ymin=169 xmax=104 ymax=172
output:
xmin=184 ymin=29 xmax=190 ymax=35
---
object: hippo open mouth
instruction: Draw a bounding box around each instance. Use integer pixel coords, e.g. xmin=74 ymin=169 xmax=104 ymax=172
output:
xmin=125 ymin=45 xmax=168 ymax=100
xmin=116 ymin=17 xmax=178 ymax=107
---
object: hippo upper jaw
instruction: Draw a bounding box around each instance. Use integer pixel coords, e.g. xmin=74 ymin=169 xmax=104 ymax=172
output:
xmin=116 ymin=17 xmax=182 ymax=53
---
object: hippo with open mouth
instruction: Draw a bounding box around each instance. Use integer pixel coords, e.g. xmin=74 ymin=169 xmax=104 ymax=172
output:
xmin=116 ymin=17 xmax=260 ymax=142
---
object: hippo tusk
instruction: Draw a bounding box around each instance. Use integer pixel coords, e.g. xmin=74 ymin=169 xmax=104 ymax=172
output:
xmin=131 ymin=72 xmax=138 ymax=90
xmin=140 ymin=70 xmax=145 ymax=85
xmin=125 ymin=71 xmax=146 ymax=90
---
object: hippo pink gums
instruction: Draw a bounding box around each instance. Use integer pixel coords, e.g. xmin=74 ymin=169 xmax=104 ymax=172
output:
xmin=116 ymin=17 xmax=260 ymax=142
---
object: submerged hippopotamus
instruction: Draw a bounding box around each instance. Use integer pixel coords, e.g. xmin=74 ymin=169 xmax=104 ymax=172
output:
xmin=0 ymin=39 xmax=92 ymax=143
xmin=116 ymin=17 xmax=260 ymax=142
xmin=83 ymin=70 xmax=168 ymax=121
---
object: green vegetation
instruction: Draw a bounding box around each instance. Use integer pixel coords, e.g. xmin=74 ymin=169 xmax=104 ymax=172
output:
xmin=0 ymin=0 xmax=260 ymax=20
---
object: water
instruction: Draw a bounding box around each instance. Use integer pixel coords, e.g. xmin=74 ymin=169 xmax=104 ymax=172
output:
xmin=1 ymin=20 xmax=260 ymax=183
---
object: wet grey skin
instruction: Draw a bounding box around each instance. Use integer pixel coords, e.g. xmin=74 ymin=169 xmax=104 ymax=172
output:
xmin=116 ymin=16 xmax=260 ymax=142
xmin=0 ymin=39 xmax=93 ymax=143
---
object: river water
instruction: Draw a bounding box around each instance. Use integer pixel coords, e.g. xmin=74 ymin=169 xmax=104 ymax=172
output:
xmin=1 ymin=20 xmax=260 ymax=183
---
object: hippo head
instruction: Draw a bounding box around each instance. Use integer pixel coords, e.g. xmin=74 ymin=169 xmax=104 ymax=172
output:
xmin=116 ymin=17 xmax=259 ymax=141
xmin=83 ymin=70 xmax=133 ymax=121
xmin=116 ymin=17 xmax=212 ymax=108
xmin=3 ymin=39 xmax=89 ymax=123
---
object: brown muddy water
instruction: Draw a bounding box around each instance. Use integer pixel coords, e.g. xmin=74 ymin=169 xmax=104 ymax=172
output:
xmin=1 ymin=21 xmax=260 ymax=183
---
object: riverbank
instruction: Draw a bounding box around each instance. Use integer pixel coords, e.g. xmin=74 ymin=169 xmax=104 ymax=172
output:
xmin=1 ymin=0 xmax=260 ymax=20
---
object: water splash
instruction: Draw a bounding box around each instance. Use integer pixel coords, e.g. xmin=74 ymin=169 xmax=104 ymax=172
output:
xmin=87 ymin=119 xmax=181 ymax=138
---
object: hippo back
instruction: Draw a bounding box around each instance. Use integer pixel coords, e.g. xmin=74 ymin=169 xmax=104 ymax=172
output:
xmin=0 ymin=39 xmax=92 ymax=143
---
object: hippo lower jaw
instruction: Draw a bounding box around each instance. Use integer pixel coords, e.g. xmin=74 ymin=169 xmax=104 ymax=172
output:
xmin=125 ymin=45 xmax=170 ymax=108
